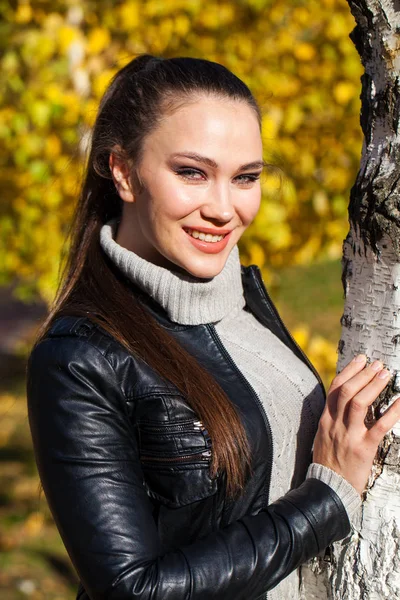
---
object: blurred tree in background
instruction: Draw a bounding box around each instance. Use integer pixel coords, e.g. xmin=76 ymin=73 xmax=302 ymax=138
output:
xmin=0 ymin=1 xmax=363 ymax=596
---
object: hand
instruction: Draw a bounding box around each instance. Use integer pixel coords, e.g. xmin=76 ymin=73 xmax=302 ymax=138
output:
xmin=312 ymin=354 xmax=400 ymax=495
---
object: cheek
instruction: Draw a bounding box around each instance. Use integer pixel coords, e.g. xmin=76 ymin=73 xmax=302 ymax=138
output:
xmin=238 ymin=189 xmax=261 ymax=226
xmin=143 ymin=187 xmax=198 ymax=234
xmin=154 ymin=182 xmax=203 ymax=221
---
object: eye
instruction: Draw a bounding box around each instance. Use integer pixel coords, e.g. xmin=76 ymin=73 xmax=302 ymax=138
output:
xmin=235 ymin=173 xmax=261 ymax=185
xmin=175 ymin=167 xmax=206 ymax=181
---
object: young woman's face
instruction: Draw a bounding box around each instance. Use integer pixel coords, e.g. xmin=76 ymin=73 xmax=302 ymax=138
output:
xmin=113 ymin=95 xmax=263 ymax=278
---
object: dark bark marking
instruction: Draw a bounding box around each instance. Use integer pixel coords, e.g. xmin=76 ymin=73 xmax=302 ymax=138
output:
xmin=349 ymin=24 xmax=367 ymax=62
xmin=348 ymin=2 xmax=378 ymax=71
xmin=392 ymin=334 xmax=400 ymax=347
xmin=394 ymin=371 xmax=400 ymax=392
xmin=348 ymin=151 xmax=400 ymax=256
xmin=341 ymin=254 xmax=352 ymax=298
xmin=346 ymin=1 xmax=400 ymax=258
xmin=380 ymin=6 xmax=391 ymax=30
xmin=359 ymin=72 xmax=372 ymax=144
xmin=393 ymin=77 xmax=400 ymax=133
xmin=341 ymin=313 xmax=353 ymax=328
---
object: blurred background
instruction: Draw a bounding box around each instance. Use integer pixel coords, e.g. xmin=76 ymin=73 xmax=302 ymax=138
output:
xmin=0 ymin=0 xmax=362 ymax=597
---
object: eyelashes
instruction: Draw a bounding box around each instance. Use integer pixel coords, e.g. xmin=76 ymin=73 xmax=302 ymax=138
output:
xmin=175 ymin=168 xmax=204 ymax=181
xmin=174 ymin=167 xmax=261 ymax=185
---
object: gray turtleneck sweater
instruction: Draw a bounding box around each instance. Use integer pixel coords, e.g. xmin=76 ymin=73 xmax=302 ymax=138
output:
xmin=99 ymin=218 xmax=360 ymax=600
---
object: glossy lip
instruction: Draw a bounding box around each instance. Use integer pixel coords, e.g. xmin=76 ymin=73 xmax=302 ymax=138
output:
xmin=183 ymin=227 xmax=233 ymax=254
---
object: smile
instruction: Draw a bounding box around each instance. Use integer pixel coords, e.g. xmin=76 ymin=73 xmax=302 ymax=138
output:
xmin=185 ymin=228 xmax=227 ymax=243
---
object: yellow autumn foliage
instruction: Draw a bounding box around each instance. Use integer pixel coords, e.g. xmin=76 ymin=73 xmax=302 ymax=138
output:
xmin=292 ymin=325 xmax=338 ymax=386
xmin=0 ymin=1 xmax=360 ymax=385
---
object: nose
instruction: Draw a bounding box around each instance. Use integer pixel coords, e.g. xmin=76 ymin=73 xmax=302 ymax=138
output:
xmin=200 ymin=182 xmax=234 ymax=223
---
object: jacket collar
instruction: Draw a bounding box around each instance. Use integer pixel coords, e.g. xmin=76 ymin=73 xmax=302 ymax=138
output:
xmin=136 ymin=264 xmax=324 ymax=390
xmin=46 ymin=262 xmax=324 ymax=392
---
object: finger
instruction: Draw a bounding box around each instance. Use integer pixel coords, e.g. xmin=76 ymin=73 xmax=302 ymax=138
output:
xmin=367 ymin=397 xmax=400 ymax=445
xmin=325 ymin=354 xmax=368 ymax=418
xmin=345 ymin=368 xmax=391 ymax=429
xmin=329 ymin=354 xmax=367 ymax=393
xmin=333 ymin=360 xmax=385 ymax=418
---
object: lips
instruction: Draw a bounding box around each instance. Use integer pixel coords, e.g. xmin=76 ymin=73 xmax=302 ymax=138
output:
xmin=183 ymin=227 xmax=232 ymax=234
xmin=183 ymin=227 xmax=232 ymax=254
xmin=185 ymin=228 xmax=226 ymax=243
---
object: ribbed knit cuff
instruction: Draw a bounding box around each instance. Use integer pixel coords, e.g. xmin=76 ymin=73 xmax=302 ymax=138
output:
xmin=306 ymin=463 xmax=362 ymax=524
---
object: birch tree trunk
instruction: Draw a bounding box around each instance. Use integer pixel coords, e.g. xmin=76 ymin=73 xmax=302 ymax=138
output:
xmin=301 ymin=1 xmax=400 ymax=598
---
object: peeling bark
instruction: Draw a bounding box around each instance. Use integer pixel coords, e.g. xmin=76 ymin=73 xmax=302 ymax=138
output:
xmin=301 ymin=1 xmax=400 ymax=598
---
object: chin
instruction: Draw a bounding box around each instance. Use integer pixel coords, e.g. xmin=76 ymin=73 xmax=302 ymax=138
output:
xmin=178 ymin=256 xmax=228 ymax=280
xmin=156 ymin=246 xmax=231 ymax=279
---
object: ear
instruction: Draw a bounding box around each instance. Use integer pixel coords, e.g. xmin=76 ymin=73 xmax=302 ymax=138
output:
xmin=109 ymin=151 xmax=135 ymax=203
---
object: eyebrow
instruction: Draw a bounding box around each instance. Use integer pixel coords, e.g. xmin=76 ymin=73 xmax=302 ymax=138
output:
xmin=170 ymin=152 xmax=266 ymax=171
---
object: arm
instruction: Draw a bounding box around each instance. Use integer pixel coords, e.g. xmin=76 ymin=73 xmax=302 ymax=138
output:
xmin=27 ymin=337 xmax=349 ymax=600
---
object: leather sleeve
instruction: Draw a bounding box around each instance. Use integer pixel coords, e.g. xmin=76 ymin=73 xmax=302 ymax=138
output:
xmin=27 ymin=337 xmax=350 ymax=600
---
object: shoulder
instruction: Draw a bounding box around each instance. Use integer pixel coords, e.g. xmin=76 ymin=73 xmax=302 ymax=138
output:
xmin=27 ymin=315 xmax=125 ymax=399
xmin=35 ymin=314 xmax=117 ymax=354
xmin=27 ymin=314 xmax=171 ymax=399
xmin=28 ymin=314 xmax=129 ymax=372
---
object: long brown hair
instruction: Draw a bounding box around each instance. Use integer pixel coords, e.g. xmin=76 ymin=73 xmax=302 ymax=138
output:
xmin=34 ymin=54 xmax=262 ymax=498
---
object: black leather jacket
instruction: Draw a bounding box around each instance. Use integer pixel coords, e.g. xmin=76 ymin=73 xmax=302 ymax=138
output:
xmin=27 ymin=265 xmax=349 ymax=600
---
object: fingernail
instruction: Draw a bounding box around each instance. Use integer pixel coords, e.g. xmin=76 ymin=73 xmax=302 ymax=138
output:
xmin=371 ymin=361 xmax=383 ymax=371
xmin=354 ymin=354 xmax=366 ymax=363
xmin=378 ymin=369 xmax=390 ymax=379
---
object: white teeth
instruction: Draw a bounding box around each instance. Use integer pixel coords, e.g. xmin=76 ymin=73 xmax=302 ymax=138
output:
xmin=186 ymin=229 xmax=225 ymax=243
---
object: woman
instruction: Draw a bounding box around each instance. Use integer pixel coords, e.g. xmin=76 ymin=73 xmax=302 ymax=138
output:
xmin=27 ymin=54 xmax=400 ymax=600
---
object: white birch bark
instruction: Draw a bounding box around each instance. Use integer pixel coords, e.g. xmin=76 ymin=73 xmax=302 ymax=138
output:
xmin=301 ymin=1 xmax=400 ymax=598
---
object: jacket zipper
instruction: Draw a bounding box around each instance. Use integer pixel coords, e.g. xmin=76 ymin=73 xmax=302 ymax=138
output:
xmin=140 ymin=419 xmax=212 ymax=465
xmin=140 ymin=449 xmax=212 ymax=464
xmin=139 ymin=420 xmax=205 ymax=434
xmin=139 ymin=419 xmax=212 ymax=447
xmin=208 ymin=325 xmax=272 ymax=600
xmin=252 ymin=266 xmax=326 ymax=397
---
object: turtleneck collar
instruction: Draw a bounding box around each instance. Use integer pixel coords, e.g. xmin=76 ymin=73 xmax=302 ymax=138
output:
xmin=99 ymin=218 xmax=246 ymax=326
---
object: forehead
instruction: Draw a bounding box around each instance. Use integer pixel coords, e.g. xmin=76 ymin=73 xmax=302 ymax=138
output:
xmin=142 ymin=95 xmax=263 ymax=162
